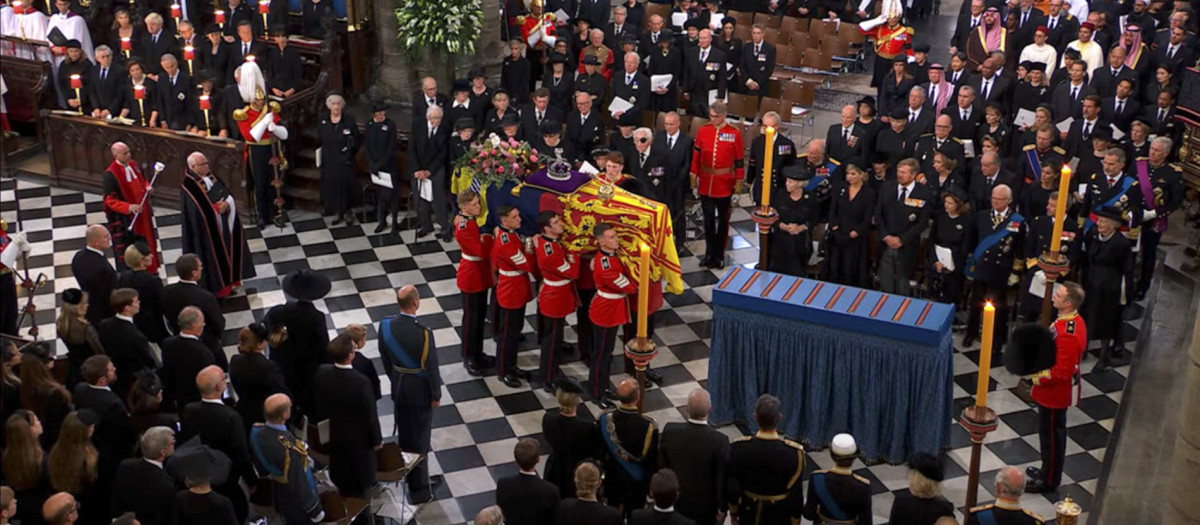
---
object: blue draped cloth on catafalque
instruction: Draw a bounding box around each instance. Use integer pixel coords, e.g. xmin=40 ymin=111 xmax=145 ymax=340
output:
xmin=709 ymin=268 xmax=955 ymax=464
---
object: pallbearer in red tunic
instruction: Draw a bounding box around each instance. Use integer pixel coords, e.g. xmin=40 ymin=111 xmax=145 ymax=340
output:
xmin=102 ymin=141 xmax=161 ymax=273
xmin=180 ymin=151 xmax=255 ymax=298
xmin=454 ymin=190 xmax=495 ymax=377
xmin=587 ymin=223 xmax=637 ymax=409
xmin=534 ymin=210 xmax=579 ymax=392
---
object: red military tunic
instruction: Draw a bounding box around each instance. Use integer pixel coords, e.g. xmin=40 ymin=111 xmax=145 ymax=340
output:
xmin=861 ymin=23 xmax=914 ymax=60
xmin=535 ymin=235 xmax=580 ymax=319
xmin=519 ymin=12 xmax=556 ymax=49
xmin=589 ymin=250 xmax=638 ymax=328
xmin=102 ymin=159 xmax=160 ymax=274
xmin=1031 ymin=312 xmax=1087 ymax=409
xmin=236 ymin=104 xmax=281 ymax=146
xmin=691 ymin=122 xmax=745 ymax=199
xmin=455 ymin=214 xmax=494 ymax=294
xmin=492 ymin=227 xmax=534 ymax=309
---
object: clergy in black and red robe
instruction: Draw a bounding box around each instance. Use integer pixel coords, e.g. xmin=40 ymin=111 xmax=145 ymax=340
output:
xmin=103 ymin=153 xmax=161 ymax=273
xmin=180 ymin=155 xmax=255 ymax=298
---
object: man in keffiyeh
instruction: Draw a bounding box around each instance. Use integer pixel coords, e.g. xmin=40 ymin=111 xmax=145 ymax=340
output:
xmin=1117 ymin=24 xmax=1149 ymax=76
xmin=102 ymin=141 xmax=161 ymax=273
xmin=967 ymin=7 xmax=1008 ymax=71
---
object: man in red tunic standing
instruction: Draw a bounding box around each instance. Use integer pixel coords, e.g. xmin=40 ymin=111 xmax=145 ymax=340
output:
xmin=691 ymin=101 xmax=744 ymax=270
xmin=102 ymin=141 xmax=160 ymax=273
xmin=454 ymin=190 xmax=495 ymax=377
xmin=1026 ymin=281 xmax=1087 ymax=494
xmin=588 ymin=223 xmax=638 ymax=409
xmin=534 ymin=210 xmax=579 ymax=393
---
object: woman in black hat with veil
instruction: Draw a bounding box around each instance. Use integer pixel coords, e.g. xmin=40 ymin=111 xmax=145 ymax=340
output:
xmin=263 ymin=269 xmax=331 ymax=419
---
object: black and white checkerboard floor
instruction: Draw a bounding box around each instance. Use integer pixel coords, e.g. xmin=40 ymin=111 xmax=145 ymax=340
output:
xmin=3 ymin=175 xmax=1146 ymax=524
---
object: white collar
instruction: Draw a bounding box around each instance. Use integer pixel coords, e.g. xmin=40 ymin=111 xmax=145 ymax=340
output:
xmin=86 ymin=246 xmax=106 ymax=256
xmin=520 ymin=470 xmax=538 ymax=476
xmin=994 ymin=207 xmax=1010 ymax=216
xmin=1098 ymin=231 xmax=1115 ymax=241
xmin=180 ymin=333 xmax=200 ymax=340
xmin=653 ymin=506 xmax=675 ymax=513
xmin=455 ymin=99 xmax=469 ymax=108
xmin=899 ymin=181 xmax=915 ymax=192
xmin=180 ymin=279 xmax=198 ymax=285
xmin=87 ymin=384 xmax=112 ymax=391
xmin=116 ymin=314 xmax=135 ymax=323
xmin=145 ymin=458 xmax=164 ymax=469
xmin=334 ymin=363 xmax=354 ymax=370
xmin=667 ymin=131 xmax=679 ymax=141
xmin=580 ymin=111 xmax=591 ymax=119
xmin=687 ymin=418 xmax=709 ymax=425
xmin=201 ymin=397 xmax=224 ymax=404
xmin=1107 ymin=172 xmax=1122 ymax=180
xmin=909 ymin=106 xmax=920 ymax=114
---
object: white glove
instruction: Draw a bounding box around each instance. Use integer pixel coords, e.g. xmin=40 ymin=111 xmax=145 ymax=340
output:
xmin=12 ymin=231 xmax=31 ymax=254
xmin=1143 ymin=209 xmax=1158 ymax=220
xmin=271 ymin=124 xmax=289 ymax=140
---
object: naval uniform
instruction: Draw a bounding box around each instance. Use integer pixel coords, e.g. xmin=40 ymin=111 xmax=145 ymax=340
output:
xmin=727 ymin=431 xmax=805 ymax=525
xmin=597 ymin=405 xmax=659 ymax=519
xmin=1017 ymin=216 xmax=1081 ymax=320
xmin=1135 ymin=159 xmax=1184 ymax=296
xmin=378 ymin=311 xmax=442 ymax=501
xmin=802 ymin=467 xmax=872 ymax=525
xmin=964 ymin=500 xmax=1045 ymax=525
xmin=964 ymin=207 xmax=1024 ymax=354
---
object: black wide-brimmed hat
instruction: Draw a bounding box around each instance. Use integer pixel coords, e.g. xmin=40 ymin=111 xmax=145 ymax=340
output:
xmin=166 ymin=436 xmax=233 ymax=486
xmin=1094 ymin=206 xmax=1127 ymax=224
xmin=909 ymin=452 xmax=944 ymax=481
xmin=282 ymin=269 xmax=331 ymax=301
xmin=1003 ymin=322 xmax=1056 ymax=376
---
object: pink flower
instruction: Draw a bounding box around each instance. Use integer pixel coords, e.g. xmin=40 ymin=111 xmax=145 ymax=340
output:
xmin=529 ymin=155 xmax=538 ymax=162
xmin=497 ymin=166 xmax=506 ymax=173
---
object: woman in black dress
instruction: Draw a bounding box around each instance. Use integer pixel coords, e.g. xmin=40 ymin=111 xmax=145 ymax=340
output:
xmin=485 ymin=91 xmax=516 ymax=138
xmin=922 ymin=152 xmax=965 ymax=213
xmin=976 ymin=103 xmax=1009 ymax=157
xmin=187 ymin=72 xmax=228 ymax=138
xmin=117 ymin=243 xmax=168 ymax=344
xmin=56 ymin=289 xmax=103 ymax=389
xmin=541 ymin=380 xmax=598 ymax=498
xmin=317 ymin=93 xmax=360 ymax=225
xmin=502 ymin=40 xmax=532 ymax=105
xmin=888 ymin=453 xmax=956 ymax=525
xmin=1082 ymin=208 xmax=1135 ymax=371
xmin=1019 ymin=161 xmax=1060 ymax=220
xmin=200 ymin=25 xmax=230 ymax=88
xmin=926 ymin=187 xmax=971 ymax=308
xmin=824 ymin=164 xmax=876 ymax=287
xmin=468 ymin=67 xmax=494 ymax=112
xmin=556 ymin=462 xmax=623 ymax=525
xmin=877 ymin=58 xmax=914 ymax=123
xmin=545 ymin=53 xmax=576 ymax=115
xmin=119 ymin=60 xmax=160 ymax=127
xmin=646 ymin=30 xmax=682 ymax=112
xmin=716 ymin=19 xmax=741 ymax=86
xmin=19 ymin=349 xmax=73 ymax=450
xmin=855 ymin=96 xmax=883 ymax=151
xmin=3 ymin=409 xmax=54 ymax=525
xmin=769 ymin=166 xmax=820 ymax=277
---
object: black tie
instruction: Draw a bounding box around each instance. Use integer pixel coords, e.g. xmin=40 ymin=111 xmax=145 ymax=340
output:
xmin=1071 ymin=86 xmax=1078 ymax=100
xmin=1116 ymin=100 xmax=1124 ymax=114
xmin=668 ymin=136 xmax=674 ymax=149
xmin=1083 ymin=121 xmax=1092 ymax=138
xmin=243 ymin=43 xmax=249 ymax=55
xmin=755 ymin=44 xmax=761 ymax=55
xmin=982 ymin=79 xmax=991 ymax=99
xmin=652 ymin=32 xmax=658 ymax=43
xmin=987 ymin=176 xmax=995 ymax=187
xmin=1169 ymin=45 xmax=1177 ymax=58
xmin=909 ymin=110 xmax=916 ymax=123
xmin=153 ymin=34 xmax=158 ymax=44
xmin=929 ymin=85 xmax=937 ymax=103
xmin=640 ymin=151 xmax=647 ymax=165
xmin=101 ymin=67 xmax=107 ymax=80
xmin=1021 ymin=10 xmax=1028 ymax=26
xmin=429 ymin=126 xmax=435 ymax=139
xmin=962 ymin=109 xmax=968 ymax=121
xmin=1159 ymin=108 xmax=1166 ymax=122
xmin=1112 ymin=68 xmax=1119 ymax=78
xmin=1049 ymin=16 xmax=1056 ymax=29
xmin=971 ymin=16 xmax=978 ymax=29
xmin=843 ymin=128 xmax=850 ymax=142
xmin=898 ymin=185 xmax=908 ymax=202
xmin=537 ymin=111 xmax=543 ymax=123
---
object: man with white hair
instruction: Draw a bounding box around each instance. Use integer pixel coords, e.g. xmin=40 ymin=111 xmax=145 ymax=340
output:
xmin=111 ymin=426 xmax=179 ymax=524
xmin=629 ymin=127 xmax=669 ymax=202
xmin=101 ymin=141 xmax=160 ymax=273
xmin=803 ymin=433 xmax=872 ymax=524
xmin=963 ymin=184 xmax=1023 ymax=353
xmin=232 ymin=61 xmax=289 ymax=228
xmin=965 ymin=466 xmax=1044 ymax=524
xmin=658 ymin=388 xmax=730 ymax=524
xmin=180 ymin=151 xmax=255 ymax=298
xmin=136 ymin=13 xmax=179 ymax=76
xmin=610 ymin=51 xmax=648 ymax=120
xmin=408 ymin=105 xmax=452 ymax=241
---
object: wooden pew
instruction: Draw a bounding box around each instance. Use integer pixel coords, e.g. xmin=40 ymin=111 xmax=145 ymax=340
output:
xmin=0 ymin=38 xmax=54 ymax=168
xmin=42 ymin=112 xmax=251 ymax=214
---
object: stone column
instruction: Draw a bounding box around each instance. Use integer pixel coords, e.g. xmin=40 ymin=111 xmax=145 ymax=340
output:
xmin=1166 ymin=315 xmax=1200 ymax=524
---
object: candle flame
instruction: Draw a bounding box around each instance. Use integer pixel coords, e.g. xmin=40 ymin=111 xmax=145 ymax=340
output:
xmin=70 ymin=74 xmax=80 ymax=79
xmin=984 ymin=301 xmax=994 ymax=309
xmin=1061 ymin=166 xmax=1071 ymax=176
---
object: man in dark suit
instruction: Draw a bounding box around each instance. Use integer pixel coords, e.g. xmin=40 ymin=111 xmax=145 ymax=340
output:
xmin=629 ymin=128 xmax=671 ymax=200
xmin=379 ymin=285 xmax=443 ymax=503
xmin=604 ymin=6 xmax=635 ymax=50
xmin=265 ymin=26 xmax=304 ymax=98
xmin=967 ymin=58 xmax=1013 ymax=111
xmin=222 ymin=0 xmax=260 ymax=38
xmin=1065 ymin=95 xmax=1110 ymax=159
xmin=1011 ymin=0 xmax=1046 ymax=49
xmin=598 ymin=377 xmax=659 ymax=521
xmin=825 ymin=105 xmax=868 ymax=165
xmin=683 ymin=29 xmax=727 ymax=119
xmin=162 ymin=254 xmax=227 ymax=369
xmin=951 ymin=0 xmax=985 ymax=55
xmin=159 ymin=306 xmax=214 ymax=411
xmin=155 ymin=54 xmax=192 ymax=130
xmin=1044 ymin=0 xmax=1079 ymax=50
xmin=658 ymin=388 xmax=729 ymax=525
xmin=227 ymin=324 xmax=290 ymax=432
xmin=943 ymin=85 xmax=982 ymax=141
xmin=611 ymin=51 xmax=650 ymax=120
xmin=409 ymin=105 xmax=453 ymax=240
xmin=566 ymin=91 xmax=605 ymax=159
xmin=1090 ymin=47 xmax=1139 ymax=99
xmin=313 ymin=335 xmax=382 ymax=498
xmin=969 ymin=151 xmax=1019 ymax=217
xmin=74 ymin=355 xmax=136 ymax=462
xmin=1050 ymin=61 xmax=1090 ymax=121
xmin=963 ymin=183 xmax=1023 ymax=351
xmin=1153 ymin=25 xmax=1195 ymax=75
xmin=739 ymin=24 xmax=775 ymax=96
xmin=412 ymin=76 xmax=448 ymax=127
xmin=1101 ymin=78 xmax=1141 ymax=132
xmin=72 ymin=224 xmax=117 ymax=325
xmin=1143 ymin=88 xmax=1179 ymax=139
xmin=655 ymin=112 xmax=693 ymax=249
xmin=96 ymin=288 xmax=157 ymax=399
xmin=179 ymin=365 xmax=255 ymax=523
xmin=227 ymin=20 xmax=267 ymax=80
xmin=875 ymin=158 xmax=934 ymax=295
xmin=521 ymin=88 xmax=564 ymax=140
xmin=136 ymin=13 xmax=179 ymax=75
xmin=945 ymin=52 xmax=971 ymax=87
xmin=495 ymin=438 xmax=561 ymax=525
xmin=89 ymin=46 xmax=126 ymax=118
xmin=631 ymin=470 xmax=696 ymax=525
xmin=110 ymin=426 xmax=178 ymax=525
xmin=903 ymin=86 xmax=936 ymax=136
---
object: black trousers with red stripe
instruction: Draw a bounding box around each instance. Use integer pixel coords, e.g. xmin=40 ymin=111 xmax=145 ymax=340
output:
xmin=538 ymin=314 xmax=565 ymax=384
xmin=1038 ymin=404 xmax=1068 ymax=489
xmin=497 ymin=304 xmax=526 ymax=378
xmin=590 ymin=325 xmax=619 ymax=399
xmin=701 ymin=196 xmax=732 ymax=263
xmin=461 ymin=291 xmax=488 ymax=365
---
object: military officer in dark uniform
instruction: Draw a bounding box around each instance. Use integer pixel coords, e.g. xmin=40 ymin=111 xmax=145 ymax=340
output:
xmin=802 ymin=433 xmax=872 ymax=525
xmin=597 ymin=377 xmax=659 ymax=520
xmin=726 ymin=394 xmax=805 ymax=525
xmin=1017 ymin=191 xmax=1082 ymax=321
xmin=1134 ymin=137 xmax=1184 ymax=300
xmin=963 ymin=184 xmax=1024 ymax=353
xmin=964 ymin=467 xmax=1045 ymax=525
xmin=1017 ymin=125 xmax=1067 ymax=187
xmin=793 ymin=139 xmax=837 ymax=216
xmin=913 ymin=114 xmax=966 ymax=179
xmin=746 ymin=111 xmax=796 ymax=206
xmin=1080 ymin=147 xmax=1144 ymax=235
xmin=378 ymin=285 xmax=443 ymax=502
